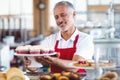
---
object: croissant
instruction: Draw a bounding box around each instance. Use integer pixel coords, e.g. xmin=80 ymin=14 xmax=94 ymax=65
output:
xmin=0 ymin=72 xmax=6 ymax=80
xmin=6 ymin=67 xmax=25 ymax=80
xmin=99 ymin=71 xmax=118 ymax=80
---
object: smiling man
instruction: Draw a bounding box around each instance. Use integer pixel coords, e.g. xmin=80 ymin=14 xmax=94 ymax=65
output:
xmin=25 ymin=1 xmax=94 ymax=73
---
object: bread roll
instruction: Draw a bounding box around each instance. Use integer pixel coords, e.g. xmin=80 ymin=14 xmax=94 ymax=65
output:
xmin=99 ymin=71 xmax=118 ymax=80
xmin=57 ymin=75 xmax=69 ymax=80
xmin=0 ymin=72 xmax=6 ymax=80
xmin=40 ymin=75 xmax=52 ymax=80
xmin=6 ymin=67 xmax=25 ymax=80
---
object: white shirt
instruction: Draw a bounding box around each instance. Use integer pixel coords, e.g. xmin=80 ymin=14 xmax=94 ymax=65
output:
xmin=40 ymin=28 xmax=94 ymax=59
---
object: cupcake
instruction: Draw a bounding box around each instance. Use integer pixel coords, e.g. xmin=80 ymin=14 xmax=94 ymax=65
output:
xmin=15 ymin=46 xmax=30 ymax=54
xmin=48 ymin=47 xmax=55 ymax=54
xmin=30 ymin=45 xmax=40 ymax=54
xmin=39 ymin=46 xmax=49 ymax=54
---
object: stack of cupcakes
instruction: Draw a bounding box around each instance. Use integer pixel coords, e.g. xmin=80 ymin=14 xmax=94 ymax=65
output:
xmin=15 ymin=45 xmax=55 ymax=54
xmin=15 ymin=45 xmax=32 ymax=54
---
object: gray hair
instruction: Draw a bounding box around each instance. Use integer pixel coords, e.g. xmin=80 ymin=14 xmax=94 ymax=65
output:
xmin=54 ymin=1 xmax=75 ymax=11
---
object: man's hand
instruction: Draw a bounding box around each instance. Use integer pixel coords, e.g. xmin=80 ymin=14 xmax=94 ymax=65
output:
xmin=34 ymin=56 xmax=56 ymax=65
xmin=24 ymin=57 xmax=37 ymax=72
xmin=34 ymin=52 xmax=60 ymax=65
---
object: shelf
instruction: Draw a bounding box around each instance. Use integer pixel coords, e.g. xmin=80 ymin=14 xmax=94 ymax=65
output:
xmin=94 ymin=38 xmax=120 ymax=48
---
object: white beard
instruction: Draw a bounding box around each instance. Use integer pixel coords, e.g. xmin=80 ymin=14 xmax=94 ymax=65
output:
xmin=59 ymin=26 xmax=69 ymax=32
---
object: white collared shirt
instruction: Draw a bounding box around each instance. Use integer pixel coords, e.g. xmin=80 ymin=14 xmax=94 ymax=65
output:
xmin=40 ymin=28 xmax=94 ymax=59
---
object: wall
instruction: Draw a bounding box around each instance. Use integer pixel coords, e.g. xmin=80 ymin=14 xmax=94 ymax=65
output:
xmin=33 ymin=0 xmax=49 ymax=37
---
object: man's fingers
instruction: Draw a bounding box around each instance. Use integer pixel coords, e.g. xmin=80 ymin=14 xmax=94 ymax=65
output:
xmin=25 ymin=60 xmax=31 ymax=66
xmin=50 ymin=52 xmax=60 ymax=58
xmin=24 ymin=56 xmax=28 ymax=60
xmin=56 ymin=52 xmax=60 ymax=57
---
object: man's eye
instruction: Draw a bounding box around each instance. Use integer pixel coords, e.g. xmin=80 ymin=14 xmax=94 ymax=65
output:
xmin=61 ymin=14 xmax=67 ymax=17
xmin=55 ymin=16 xmax=58 ymax=19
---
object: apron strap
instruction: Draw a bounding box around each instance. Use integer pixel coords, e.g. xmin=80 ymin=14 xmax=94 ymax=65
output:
xmin=54 ymin=40 xmax=59 ymax=51
xmin=73 ymin=34 xmax=79 ymax=48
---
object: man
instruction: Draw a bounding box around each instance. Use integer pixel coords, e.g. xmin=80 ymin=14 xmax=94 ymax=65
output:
xmin=25 ymin=1 xmax=94 ymax=73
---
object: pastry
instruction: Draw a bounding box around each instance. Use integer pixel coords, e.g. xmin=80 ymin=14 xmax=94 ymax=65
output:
xmin=30 ymin=45 xmax=40 ymax=54
xmin=6 ymin=67 xmax=25 ymax=80
xmin=62 ymin=72 xmax=71 ymax=77
xmin=15 ymin=46 xmax=30 ymax=54
xmin=52 ymin=73 xmax=61 ymax=79
xmin=40 ymin=75 xmax=52 ymax=80
xmin=99 ymin=71 xmax=118 ymax=80
xmin=57 ymin=75 xmax=69 ymax=80
xmin=69 ymin=73 xmax=79 ymax=80
xmin=16 ymin=45 xmax=55 ymax=55
xmin=0 ymin=72 xmax=6 ymax=80
xmin=74 ymin=60 xmax=115 ymax=68
xmin=62 ymin=72 xmax=80 ymax=80
xmin=74 ymin=61 xmax=91 ymax=67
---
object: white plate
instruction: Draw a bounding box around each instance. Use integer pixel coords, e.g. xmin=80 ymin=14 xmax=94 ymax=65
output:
xmin=14 ymin=52 xmax=57 ymax=56
xmin=69 ymin=62 xmax=94 ymax=69
xmin=27 ymin=56 xmax=43 ymax=67
xmin=69 ymin=62 xmax=116 ymax=69
xmin=25 ymin=75 xmax=30 ymax=80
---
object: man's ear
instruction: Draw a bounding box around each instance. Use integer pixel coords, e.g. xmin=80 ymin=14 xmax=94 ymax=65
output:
xmin=73 ymin=11 xmax=76 ymax=16
xmin=73 ymin=11 xmax=76 ymax=18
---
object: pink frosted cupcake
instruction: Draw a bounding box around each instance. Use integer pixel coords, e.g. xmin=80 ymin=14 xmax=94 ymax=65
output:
xmin=15 ymin=46 xmax=30 ymax=54
xmin=48 ymin=47 xmax=55 ymax=54
xmin=40 ymin=46 xmax=51 ymax=54
xmin=30 ymin=45 xmax=40 ymax=54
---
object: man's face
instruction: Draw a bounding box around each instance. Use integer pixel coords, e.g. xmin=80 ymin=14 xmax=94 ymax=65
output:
xmin=54 ymin=5 xmax=75 ymax=32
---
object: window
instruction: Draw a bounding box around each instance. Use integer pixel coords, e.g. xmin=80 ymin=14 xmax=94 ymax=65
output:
xmin=0 ymin=0 xmax=33 ymax=29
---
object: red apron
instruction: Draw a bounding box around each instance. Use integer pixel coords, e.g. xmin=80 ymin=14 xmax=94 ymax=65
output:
xmin=51 ymin=35 xmax=86 ymax=73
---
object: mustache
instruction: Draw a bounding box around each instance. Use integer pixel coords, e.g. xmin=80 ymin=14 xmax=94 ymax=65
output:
xmin=57 ymin=21 xmax=66 ymax=25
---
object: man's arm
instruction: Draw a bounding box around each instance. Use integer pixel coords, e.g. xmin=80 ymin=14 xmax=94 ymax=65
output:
xmin=35 ymin=55 xmax=85 ymax=72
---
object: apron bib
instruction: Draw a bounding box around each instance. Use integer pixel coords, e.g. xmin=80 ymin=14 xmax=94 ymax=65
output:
xmin=51 ymin=35 xmax=85 ymax=73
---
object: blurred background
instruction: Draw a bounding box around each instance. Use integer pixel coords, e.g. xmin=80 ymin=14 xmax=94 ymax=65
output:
xmin=0 ymin=0 xmax=120 ymax=72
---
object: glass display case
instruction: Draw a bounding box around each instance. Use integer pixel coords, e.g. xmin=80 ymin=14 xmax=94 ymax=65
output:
xmin=0 ymin=43 xmax=10 ymax=72
xmin=94 ymin=38 xmax=120 ymax=79
xmin=94 ymin=38 xmax=120 ymax=66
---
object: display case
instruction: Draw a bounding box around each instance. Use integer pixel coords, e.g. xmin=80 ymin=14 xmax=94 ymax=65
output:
xmin=94 ymin=38 xmax=120 ymax=66
xmin=0 ymin=43 xmax=10 ymax=72
xmin=94 ymin=38 xmax=120 ymax=79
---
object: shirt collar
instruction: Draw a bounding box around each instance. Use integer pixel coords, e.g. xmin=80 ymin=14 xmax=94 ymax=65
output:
xmin=57 ymin=28 xmax=80 ymax=41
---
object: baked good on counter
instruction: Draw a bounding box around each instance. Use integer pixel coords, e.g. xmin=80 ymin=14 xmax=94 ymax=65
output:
xmin=0 ymin=72 xmax=6 ymax=80
xmin=40 ymin=75 xmax=52 ymax=80
xmin=62 ymin=72 xmax=71 ymax=77
xmin=52 ymin=73 xmax=61 ymax=80
xmin=6 ymin=67 xmax=25 ymax=80
xmin=39 ymin=71 xmax=82 ymax=80
xmin=73 ymin=60 xmax=115 ymax=68
xmin=62 ymin=72 xmax=80 ymax=80
xmin=99 ymin=71 xmax=118 ymax=80
xmin=57 ymin=75 xmax=69 ymax=80
xmin=68 ymin=73 xmax=79 ymax=80
xmin=74 ymin=61 xmax=94 ymax=67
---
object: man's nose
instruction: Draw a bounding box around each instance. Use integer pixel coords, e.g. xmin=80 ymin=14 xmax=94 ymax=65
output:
xmin=57 ymin=16 xmax=63 ymax=22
